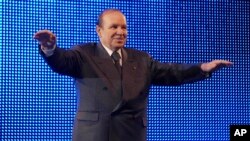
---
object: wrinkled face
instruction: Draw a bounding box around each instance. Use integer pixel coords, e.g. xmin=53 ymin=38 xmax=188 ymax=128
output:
xmin=96 ymin=11 xmax=127 ymax=51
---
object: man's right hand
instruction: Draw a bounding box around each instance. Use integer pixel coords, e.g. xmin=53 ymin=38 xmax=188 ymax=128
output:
xmin=33 ymin=30 xmax=56 ymax=49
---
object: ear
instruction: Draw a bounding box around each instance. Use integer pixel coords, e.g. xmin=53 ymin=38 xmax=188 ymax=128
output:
xmin=96 ymin=25 xmax=101 ymax=37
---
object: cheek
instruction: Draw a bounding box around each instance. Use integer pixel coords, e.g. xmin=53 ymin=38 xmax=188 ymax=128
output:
xmin=104 ymin=36 xmax=113 ymax=44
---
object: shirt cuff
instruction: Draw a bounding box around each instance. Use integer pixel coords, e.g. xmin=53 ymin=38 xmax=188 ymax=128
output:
xmin=41 ymin=44 xmax=56 ymax=57
xmin=201 ymin=71 xmax=211 ymax=78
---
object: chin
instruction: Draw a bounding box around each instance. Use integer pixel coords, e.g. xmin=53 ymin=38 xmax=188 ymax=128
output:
xmin=114 ymin=44 xmax=125 ymax=48
xmin=114 ymin=46 xmax=124 ymax=50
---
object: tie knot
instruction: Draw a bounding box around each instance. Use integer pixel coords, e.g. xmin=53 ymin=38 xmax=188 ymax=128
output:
xmin=111 ymin=51 xmax=121 ymax=62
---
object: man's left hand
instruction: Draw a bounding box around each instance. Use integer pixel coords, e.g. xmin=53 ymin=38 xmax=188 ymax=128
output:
xmin=201 ymin=60 xmax=233 ymax=73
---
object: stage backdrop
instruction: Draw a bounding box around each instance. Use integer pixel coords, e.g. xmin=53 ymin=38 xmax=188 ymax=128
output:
xmin=1 ymin=0 xmax=249 ymax=140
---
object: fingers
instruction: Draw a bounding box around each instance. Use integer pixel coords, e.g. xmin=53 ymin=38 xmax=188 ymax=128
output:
xmin=33 ymin=30 xmax=53 ymax=39
xmin=213 ymin=60 xmax=233 ymax=67
xmin=210 ymin=60 xmax=233 ymax=72
xmin=33 ymin=30 xmax=56 ymax=48
xmin=201 ymin=60 xmax=233 ymax=73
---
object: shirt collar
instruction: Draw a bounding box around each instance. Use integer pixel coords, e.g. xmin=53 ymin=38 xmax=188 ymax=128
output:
xmin=101 ymin=43 xmax=122 ymax=58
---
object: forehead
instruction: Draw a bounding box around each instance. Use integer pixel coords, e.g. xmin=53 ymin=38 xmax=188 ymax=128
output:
xmin=102 ymin=11 xmax=127 ymax=25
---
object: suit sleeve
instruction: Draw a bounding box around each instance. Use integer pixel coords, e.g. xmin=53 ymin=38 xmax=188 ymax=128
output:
xmin=149 ymin=57 xmax=210 ymax=86
xmin=39 ymin=45 xmax=84 ymax=78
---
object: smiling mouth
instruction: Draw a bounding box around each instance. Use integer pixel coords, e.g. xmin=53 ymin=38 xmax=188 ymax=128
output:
xmin=114 ymin=37 xmax=125 ymax=40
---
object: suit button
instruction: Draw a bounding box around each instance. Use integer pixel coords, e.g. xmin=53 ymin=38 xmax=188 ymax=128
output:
xmin=103 ymin=87 xmax=108 ymax=90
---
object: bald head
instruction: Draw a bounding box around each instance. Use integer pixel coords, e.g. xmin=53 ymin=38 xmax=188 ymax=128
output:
xmin=96 ymin=9 xmax=125 ymax=27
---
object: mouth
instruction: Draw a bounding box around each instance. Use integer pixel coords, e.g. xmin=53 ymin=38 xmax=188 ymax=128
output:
xmin=115 ymin=38 xmax=124 ymax=41
xmin=114 ymin=38 xmax=125 ymax=41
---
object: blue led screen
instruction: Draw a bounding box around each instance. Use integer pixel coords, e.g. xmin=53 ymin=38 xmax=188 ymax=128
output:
xmin=1 ymin=1 xmax=249 ymax=140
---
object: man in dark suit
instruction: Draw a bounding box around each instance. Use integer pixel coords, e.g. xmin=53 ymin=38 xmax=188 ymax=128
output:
xmin=34 ymin=9 xmax=232 ymax=141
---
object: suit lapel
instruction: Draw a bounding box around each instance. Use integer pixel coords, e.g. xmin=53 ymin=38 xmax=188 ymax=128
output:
xmin=93 ymin=43 xmax=121 ymax=80
xmin=121 ymin=48 xmax=138 ymax=100
xmin=90 ymin=43 xmax=122 ymax=100
xmin=92 ymin=43 xmax=137 ymax=82
xmin=91 ymin=44 xmax=139 ymax=108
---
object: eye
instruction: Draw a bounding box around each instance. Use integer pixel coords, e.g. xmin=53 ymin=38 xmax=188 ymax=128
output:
xmin=122 ymin=26 xmax=127 ymax=30
xmin=110 ymin=25 xmax=118 ymax=29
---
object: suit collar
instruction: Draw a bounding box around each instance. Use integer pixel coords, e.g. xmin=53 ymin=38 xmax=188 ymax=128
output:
xmin=101 ymin=43 xmax=122 ymax=58
xmin=96 ymin=42 xmax=133 ymax=62
xmin=96 ymin=43 xmax=111 ymax=59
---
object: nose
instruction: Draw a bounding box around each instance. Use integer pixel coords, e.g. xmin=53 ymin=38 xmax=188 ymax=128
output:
xmin=116 ymin=27 xmax=126 ymax=35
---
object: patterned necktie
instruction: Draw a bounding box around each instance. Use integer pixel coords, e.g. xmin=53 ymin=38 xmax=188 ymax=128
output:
xmin=111 ymin=51 xmax=121 ymax=74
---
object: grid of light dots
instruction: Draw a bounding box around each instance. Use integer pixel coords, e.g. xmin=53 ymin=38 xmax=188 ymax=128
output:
xmin=1 ymin=1 xmax=249 ymax=140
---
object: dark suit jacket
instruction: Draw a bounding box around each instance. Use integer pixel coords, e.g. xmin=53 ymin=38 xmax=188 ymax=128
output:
xmin=40 ymin=42 xmax=208 ymax=141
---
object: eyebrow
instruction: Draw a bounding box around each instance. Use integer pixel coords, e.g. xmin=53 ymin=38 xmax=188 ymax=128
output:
xmin=109 ymin=24 xmax=127 ymax=27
